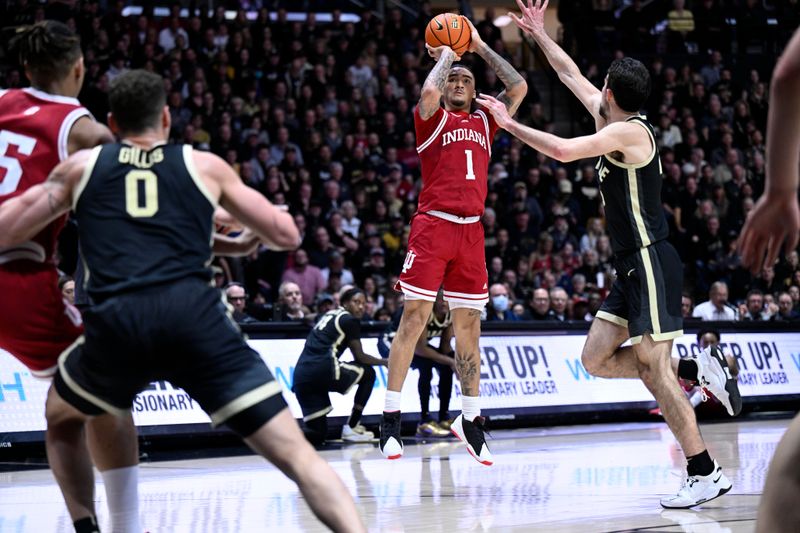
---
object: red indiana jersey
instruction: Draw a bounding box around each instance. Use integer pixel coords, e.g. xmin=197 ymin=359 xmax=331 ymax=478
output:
xmin=414 ymin=105 xmax=499 ymax=218
xmin=0 ymin=88 xmax=91 ymax=263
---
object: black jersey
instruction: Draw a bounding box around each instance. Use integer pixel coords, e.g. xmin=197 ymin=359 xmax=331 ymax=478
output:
xmin=74 ymin=143 xmax=215 ymax=300
xmin=595 ymin=115 xmax=668 ymax=254
xmin=300 ymin=308 xmax=361 ymax=361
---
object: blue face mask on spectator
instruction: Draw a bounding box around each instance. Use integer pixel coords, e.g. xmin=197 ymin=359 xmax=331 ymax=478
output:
xmin=492 ymin=295 xmax=509 ymax=312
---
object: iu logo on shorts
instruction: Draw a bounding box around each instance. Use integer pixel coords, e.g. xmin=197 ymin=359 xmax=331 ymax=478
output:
xmin=402 ymin=250 xmax=417 ymax=273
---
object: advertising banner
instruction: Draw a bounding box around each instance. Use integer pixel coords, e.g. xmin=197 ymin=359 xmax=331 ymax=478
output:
xmin=1 ymin=331 xmax=799 ymax=436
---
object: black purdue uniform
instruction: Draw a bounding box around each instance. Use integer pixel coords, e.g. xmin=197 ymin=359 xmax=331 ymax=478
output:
xmin=594 ymin=116 xmax=683 ymax=343
xmin=293 ymin=308 xmax=373 ymax=423
xmin=55 ymin=143 xmax=286 ymax=437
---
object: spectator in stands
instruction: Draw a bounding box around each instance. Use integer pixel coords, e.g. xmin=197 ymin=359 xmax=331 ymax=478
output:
xmin=275 ymin=282 xmax=306 ymax=322
xmin=322 ymin=251 xmax=354 ymax=287
xmin=315 ymin=292 xmax=336 ymax=317
xmin=585 ymin=292 xmax=603 ymax=321
xmin=681 ymin=293 xmax=695 ymax=319
xmin=486 ymin=283 xmax=518 ymax=322
xmin=740 ymin=289 xmax=769 ymax=321
xmin=772 ymin=292 xmax=799 ymax=322
xmin=693 ymin=281 xmax=737 ymax=321
xmin=59 ymin=275 xmax=75 ymax=306
xmin=281 ymin=249 xmax=325 ymax=308
xmin=549 ymin=287 xmax=569 ymax=321
xmin=529 ymin=288 xmax=556 ymax=321
xmin=5 ymin=1 xmax=793 ymax=325
xmin=225 ymin=283 xmax=257 ymax=324
xmin=790 ymin=285 xmax=800 ymax=313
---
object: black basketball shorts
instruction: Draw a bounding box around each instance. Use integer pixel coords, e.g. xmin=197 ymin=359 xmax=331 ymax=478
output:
xmin=54 ymin=278 xmax=287 ymax=437
xmin=597 ymin=240 xmax=684 ymax=344
xmin=292 ymin=357 xmax=365 ymax=422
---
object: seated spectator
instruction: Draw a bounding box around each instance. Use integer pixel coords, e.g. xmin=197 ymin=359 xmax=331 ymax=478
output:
xmin=59 ymin=275 xmax=75 ymax=306
xmin=692 ymin=281 xmax=737 ymax=321
xmin=739 ymin=289 xmax=769 ymax=321
xmin=274 ymin=281 xmax=307 ymax=322
xmin=341 ymin=200 xmax=361 ymax=238
xmin=585 ymin=292 xmax=603 ymax=321
xmin=486 ymin=283 xmax=520 ymax=322
xmin=314 ymin=292 xmax=336 ymax=317
xmin=571 ymin=273 xmax=589 ymax=301
xmin=528 ymin=288 xmax=557 ymax=321
xmin=225 ymin=282 xmax=257 ymax=324
xmin=681 ymin=293 xmax=694 ymax=319
xmin=771 ymin=292 xmax=799 ymax=322
xmin=322 ymin=251 xmax=355 ymax=287
xmin=281 ymin=249 xmax=325 ymax=307
xmin=579 ymin=217 xmax=604 ymax=253
xmin=791 ymin=286 xmax=800 ymax=313
xmin=549 ymin=287 xmax=569 ymax=321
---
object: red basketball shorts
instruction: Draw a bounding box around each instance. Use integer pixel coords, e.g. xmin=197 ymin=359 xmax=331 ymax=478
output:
xmin=395 ymin=212 xmax=489 ymax=310
xmin=0 ymin=263 xmax=83 ymax=377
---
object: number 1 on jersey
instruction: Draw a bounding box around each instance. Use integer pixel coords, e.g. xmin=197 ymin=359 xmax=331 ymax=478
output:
xmin=464 ymin=149 xmax=475 ymax=180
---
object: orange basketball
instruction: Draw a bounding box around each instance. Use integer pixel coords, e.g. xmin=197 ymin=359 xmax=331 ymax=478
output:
xmin=425 ymin=13 xmax=471 ymax=56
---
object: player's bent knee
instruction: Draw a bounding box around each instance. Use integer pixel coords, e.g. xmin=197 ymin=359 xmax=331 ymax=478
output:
xmin=580 ymin=350 xmax=603 ymax=377
xmin=361 ymin=364 xmax=376 ymax=385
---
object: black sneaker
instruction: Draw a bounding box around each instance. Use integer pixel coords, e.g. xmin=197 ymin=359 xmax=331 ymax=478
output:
xmin=379 ymin=411 xmax=403 ymax=459
xmin=450 ymin=414 xmax=493 ymax=466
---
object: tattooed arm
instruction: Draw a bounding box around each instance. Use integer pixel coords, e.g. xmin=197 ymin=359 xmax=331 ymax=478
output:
xmin=419 ymin=45 xmax=459 ymax=120
xmin=465 ymin=18 xmax=527 ymax=115
xmin=0 ymin=149 xmax=88 ymax=248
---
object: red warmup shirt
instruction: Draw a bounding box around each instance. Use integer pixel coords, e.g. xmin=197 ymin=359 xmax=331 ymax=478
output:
xmin=414 ymin=105 xmax=499 ymax=218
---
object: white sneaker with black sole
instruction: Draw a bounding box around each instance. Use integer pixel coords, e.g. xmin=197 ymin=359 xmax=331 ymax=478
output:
xmin=450 ymin=414 xmax=493 ymax=466
xmin=660 ymin=460 xmax=732 ymax=509
xmin=696 ymin=346 xmax=742 ymax=416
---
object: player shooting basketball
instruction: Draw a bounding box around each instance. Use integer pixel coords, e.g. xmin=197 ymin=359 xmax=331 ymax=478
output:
xmin=379 ymin=15 xmax=527 ymax=465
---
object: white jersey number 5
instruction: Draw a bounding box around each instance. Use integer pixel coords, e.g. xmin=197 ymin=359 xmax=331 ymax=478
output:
xmin=0 ymin=130 xmax=37 ymax=195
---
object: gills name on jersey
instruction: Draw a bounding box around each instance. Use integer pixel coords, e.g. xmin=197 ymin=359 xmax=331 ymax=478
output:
xmin=119 ymin=145 xmax=164 ymax=168
xmin=441 ymin=127 xmax=487 ymax=150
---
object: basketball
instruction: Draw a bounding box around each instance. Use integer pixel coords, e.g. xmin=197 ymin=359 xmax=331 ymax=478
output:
xmin=425 ymin=13 xmax=471 ymax=56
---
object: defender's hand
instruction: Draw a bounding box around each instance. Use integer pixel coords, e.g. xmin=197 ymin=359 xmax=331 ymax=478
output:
xmin=738 ymin=192 xmax=800 ymax=273
xmin=476 ymin=94 xmax=514 ymax=129
xmin=511 ymin=0 xmax=548 ymax=36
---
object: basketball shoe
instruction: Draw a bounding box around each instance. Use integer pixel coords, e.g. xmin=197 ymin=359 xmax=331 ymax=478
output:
xmin=342 ymin=424 xmax=375 ymax=442
xmin=379 ymin=411 xmax=403 ymax=459
xmin=696 ymin=346 xmax=742 ymax=416
xmin=660 ymin=460 xmax=732 ymax=509
xmin=450 ymin=414 xmax=493 ymax=466
xmin=416 ymin=421 xmax=450 ymax=438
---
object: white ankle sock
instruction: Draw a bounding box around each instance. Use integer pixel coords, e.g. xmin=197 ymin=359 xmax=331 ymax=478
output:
xmin=101 ymin=465 xmax=141 ymax=533
xmin=461 ymin=395 xmax=480 ymax=421
xmin=384 ymin=390 xmax=402 ymax=412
